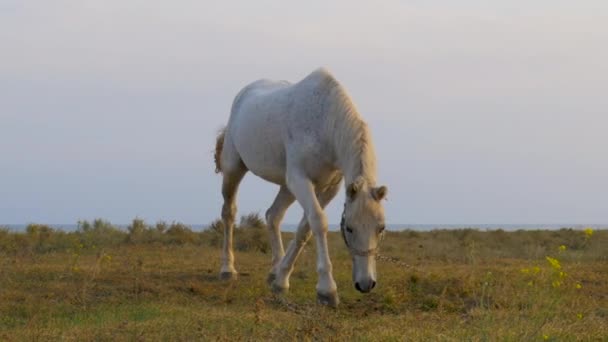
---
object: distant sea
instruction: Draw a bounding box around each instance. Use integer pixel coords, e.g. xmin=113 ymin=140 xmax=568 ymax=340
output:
xmin=3 ymin=223 xmax=606 ymax=232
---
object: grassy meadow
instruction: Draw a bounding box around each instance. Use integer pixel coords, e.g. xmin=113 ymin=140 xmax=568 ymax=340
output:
xmin=0 ymin=217 xmax=606 ymax=341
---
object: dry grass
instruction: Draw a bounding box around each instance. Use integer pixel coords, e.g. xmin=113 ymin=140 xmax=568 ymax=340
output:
xmin=0 ymin=218 xmax=606 ymax=341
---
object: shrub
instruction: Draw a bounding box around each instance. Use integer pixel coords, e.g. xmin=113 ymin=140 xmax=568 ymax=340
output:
xmin=77 ymin=219 xmax=126 ymax=248
xmin=0 ymin=227 xmax=17 ymax=255
xmin=127 ymin=218 xmax=156 ymax=244
xmin=203 ymin=213 xmax=270 ymax=253
xmin=165 ymin=222 xmax=198 ymax=245
xmin=238 ymin=213 xmax=266 ymax=230
xmin=202 ymin=219 xmax=224 ymax=248
xmin=26 ymin=224 xmax=56 ymax=253
xmin=155 ymin=221 xmax=168 ymax=234
xmin=235 ymin=213 xmax=269 ymax=253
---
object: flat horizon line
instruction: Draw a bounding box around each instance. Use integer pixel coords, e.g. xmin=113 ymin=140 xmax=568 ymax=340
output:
xmin=3 ymin=223 xmax=607 ymax=228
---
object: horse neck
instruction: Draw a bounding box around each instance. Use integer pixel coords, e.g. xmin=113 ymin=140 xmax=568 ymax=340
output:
xmin=341 ymin=132 xmax=377 ymax=187
xmin=325 ymin=91 xmax=377 ymax=187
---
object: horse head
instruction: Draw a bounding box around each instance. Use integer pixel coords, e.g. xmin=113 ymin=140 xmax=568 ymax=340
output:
xmin=341 ymin=176 xmax=388 ymax=293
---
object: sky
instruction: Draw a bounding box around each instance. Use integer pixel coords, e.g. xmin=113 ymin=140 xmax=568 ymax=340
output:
xmin=1 ymin=1 xmax=607 ymax=225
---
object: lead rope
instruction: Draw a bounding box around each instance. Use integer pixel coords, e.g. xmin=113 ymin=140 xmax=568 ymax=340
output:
xmin=376 ymin=253 xmax=415 ymax=269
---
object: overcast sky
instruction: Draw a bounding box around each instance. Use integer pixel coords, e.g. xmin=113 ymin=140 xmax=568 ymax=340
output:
xmin=1 ymin=1 xmax=607 ymax=225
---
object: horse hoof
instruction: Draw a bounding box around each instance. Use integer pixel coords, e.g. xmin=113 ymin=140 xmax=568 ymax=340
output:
xmin=317 ymin=291 xmax=339 ymax=308
xmin=219 ymin=271 xmax=238 ymax=281
xmin=271 ymin=281 xmax=288 ymax=294
xmin=266 ymin=273 xmax=277 ymax=286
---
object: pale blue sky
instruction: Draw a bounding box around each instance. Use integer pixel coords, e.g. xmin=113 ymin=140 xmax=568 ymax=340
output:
xmin=1 ymin=1 xmax=607 ymax=225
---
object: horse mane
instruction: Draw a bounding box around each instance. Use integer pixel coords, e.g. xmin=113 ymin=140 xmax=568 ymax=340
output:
xmin=316 ymin=69 xmax=378 ymax=187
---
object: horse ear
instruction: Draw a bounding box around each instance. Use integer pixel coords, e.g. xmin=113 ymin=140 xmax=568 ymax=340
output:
xmin=372 ymin=186 xmax=388 ymax=201
xmin=346 ymin=182 xmax=359 ymax=200
xmin=347 ymin=177 xmax=366 ymax=200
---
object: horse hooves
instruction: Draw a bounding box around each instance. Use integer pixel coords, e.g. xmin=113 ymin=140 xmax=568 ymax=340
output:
xmin=266 ymin=273 xmax=276 ymax=286
xmin=219 ymin=271 xmax=238 ymax=281
xmin=317 ymin=291 xmax=340 ymax=308
xmin=271 ymin=281 xmax=288 ymax=294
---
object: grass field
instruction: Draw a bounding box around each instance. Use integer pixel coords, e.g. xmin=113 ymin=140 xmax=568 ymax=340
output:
xmin=1 ymin=218 xmax=606 ymax=341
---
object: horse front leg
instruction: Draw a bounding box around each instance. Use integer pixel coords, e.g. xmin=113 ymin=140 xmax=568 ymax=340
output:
xmin=284 ymin=173 xmax=339 ymax=307
xmin=309 ymin=212 xmax=338 ymax=307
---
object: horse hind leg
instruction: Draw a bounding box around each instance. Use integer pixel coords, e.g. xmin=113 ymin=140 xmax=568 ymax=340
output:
xmin=271 ymin=213 xmax=311 ymax=293
xmin=218 ymin=140 xmax=247 ymax=280
xmin=265 ymin=186 xmax=295 ymax=284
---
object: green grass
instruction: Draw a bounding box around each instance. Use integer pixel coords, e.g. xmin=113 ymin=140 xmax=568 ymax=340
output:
xmin=0 ymin=219 xmax=606 ymax=341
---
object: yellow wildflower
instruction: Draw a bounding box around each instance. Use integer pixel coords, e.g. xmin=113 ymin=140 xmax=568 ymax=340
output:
xmin=552 ymin=280 xmax=561 ymax=288
xmin=584 ymin=227 xmax=594 ymax=238
xmin=520 ymin=268 xmax=530 ymax=274
xmin=532 ymin=266 xmax=541 ymax=274
xmin=558 ymin=245 xmax=566 ymax=252
xmin=527 ymin=281 xmax=534 ymax=286
xmin=577 ymin=313 xmax=583 ymax=319
xmin=546 ymin=256 xmax=561 ymax=270
xmin=543 ymin=334 xmax=549 ymax=340
xmin=575 ymin=283 xmax=582 ymax=289
xmin=559 ymin=271 xmax=567 ymax=278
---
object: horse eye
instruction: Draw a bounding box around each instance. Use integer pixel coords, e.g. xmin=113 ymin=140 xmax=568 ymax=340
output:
xmin=379 ymin=225 xmax=386 ymax=233
xmin=346 ymin=226 xmax=353 ymax=233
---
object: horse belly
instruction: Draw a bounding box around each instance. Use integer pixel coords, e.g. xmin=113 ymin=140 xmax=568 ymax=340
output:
xmin=232 ymin=116 xmax=287 ymax=185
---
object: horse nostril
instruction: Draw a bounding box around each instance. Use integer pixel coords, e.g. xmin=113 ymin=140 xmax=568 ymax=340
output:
xmin=355 ymin=281 xmax=374 ymax=293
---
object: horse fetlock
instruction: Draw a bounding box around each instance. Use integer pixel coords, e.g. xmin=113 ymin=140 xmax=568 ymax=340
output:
xmin=219 ymin=258 xmax=236 ymax=278
xmin=316 ymin=274 xmax=337 ymax=297
xmin=278 ymin=263 xmax=294 ymax=278
xmin=317 ymin=290 xmax=339 ymax=308
xmin=219 ymin=270 xmax=238 ymax=281
xmin=266 ymin=272 xmax=277 ymax=285
xmin=269 ymin=260 xmax=282 ymax=276
xmin=271 ymin=269 xmax=291 ymax=293
xmin=271 ymin=279 xmax=289 ymax=294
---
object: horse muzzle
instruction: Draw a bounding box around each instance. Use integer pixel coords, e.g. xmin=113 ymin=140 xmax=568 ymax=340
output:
xmin=355 ymin=278 xmax=377 ymax=293
xmin=352 ymin=255 xmax=377 ymax=293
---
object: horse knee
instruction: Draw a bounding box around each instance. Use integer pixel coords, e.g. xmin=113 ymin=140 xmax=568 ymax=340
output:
xmin=307 ymin=212 xmax=328 ymax=233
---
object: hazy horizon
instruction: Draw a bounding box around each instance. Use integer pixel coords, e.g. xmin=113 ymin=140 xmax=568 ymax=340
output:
xmin=3 ymin=223 xmax=607 ymax=233
xmin=1 ymin=1 xmax=607 ymax=226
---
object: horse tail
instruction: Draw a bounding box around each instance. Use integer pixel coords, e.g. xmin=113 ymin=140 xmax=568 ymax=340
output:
xmin=214 ymin=127 xmax=226 ymax=174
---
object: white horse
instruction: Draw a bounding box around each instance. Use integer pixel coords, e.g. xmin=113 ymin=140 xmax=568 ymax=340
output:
xmin=214 ymin=68 xmax=387 ymax=307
